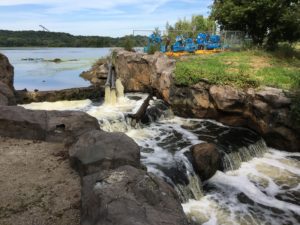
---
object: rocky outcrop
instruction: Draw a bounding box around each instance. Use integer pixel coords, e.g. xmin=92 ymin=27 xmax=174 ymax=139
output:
xmin=114 ymin=50 xmax=175 ymax=101
xmin=191 ymin=143 xmax=221 ymax=181
xmin=0 ymin=53 xmax=14 ymax=90
xmin=104 ymin=50 xmax=299 ymax=152
xmin=170 ymin=84 xmax=300 ymax=152
xmin=0 ymin=53 xmax=16 ymax=105
xmin=16 ymin=86 xmax=103 ymax=104
xmin=69 ymin=130 xmax=141 ymax=176
xmin=80 ymin=61 xmax=108 ymax=86
xmin=0 ymin=106 xmax=100 ymax=144
xmin=81 ymin=165 xmax=189 ymax=225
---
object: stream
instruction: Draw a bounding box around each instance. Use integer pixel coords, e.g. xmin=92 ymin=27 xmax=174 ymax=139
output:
xmin=21 ymin=93 xmax=300 ymax=225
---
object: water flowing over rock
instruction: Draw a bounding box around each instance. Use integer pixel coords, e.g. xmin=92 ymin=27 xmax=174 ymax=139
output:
xmin=69 ymin=130 xmax=141 ymax=176
xmin=81 ymin=165 xmax=189 ymax=225
xmin=0 ymin=53 xmax=16 ymax=105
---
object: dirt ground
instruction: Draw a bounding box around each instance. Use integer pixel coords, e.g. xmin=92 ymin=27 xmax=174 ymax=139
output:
xmin=0 ymin=137 xmax=80 ymax=225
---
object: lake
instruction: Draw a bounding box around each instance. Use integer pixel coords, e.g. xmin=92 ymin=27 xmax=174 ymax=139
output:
xmin=0 ymin=48 xmax=111 ymax=91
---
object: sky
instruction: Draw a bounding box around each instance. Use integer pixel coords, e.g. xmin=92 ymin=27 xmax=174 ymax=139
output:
xmin=0 ymin=0 xmax=213 ymax=37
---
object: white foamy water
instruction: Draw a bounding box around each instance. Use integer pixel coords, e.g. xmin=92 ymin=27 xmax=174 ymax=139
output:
xmin=182 ymin=150 xmax=300 ymax=225
xmin=20 ymin=96 xmax=300 ymax=225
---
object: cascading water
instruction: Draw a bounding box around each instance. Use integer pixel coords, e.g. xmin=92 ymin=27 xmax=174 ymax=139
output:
xmin=21 ymin=93 xmax=300 ymax=225
xmin=104 ymin=64 xmax=125 ymax=105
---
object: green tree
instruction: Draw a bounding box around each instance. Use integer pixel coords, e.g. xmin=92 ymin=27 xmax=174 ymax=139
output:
xmin=122 ymin=36 xmax=134 ymax=51
xmin=211 ymin=0 xmax=300 ymax=49
xmin=165 ymin=15 xmax=215 ymax=41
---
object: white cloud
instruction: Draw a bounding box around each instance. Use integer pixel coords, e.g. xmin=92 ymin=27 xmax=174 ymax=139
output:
xmin=0 ymin=0 xmax=212 ymax=36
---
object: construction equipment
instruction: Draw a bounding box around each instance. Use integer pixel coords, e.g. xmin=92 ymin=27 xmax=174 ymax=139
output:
xmin=172 ymin=35 xmax=185 ymax=52
xmin=184 ymin=38 xmax=197 ymax=53
xmin=144 ymin=33 xmax=166 ymax=53
xmin=196 ymin=33 xmax=221 ymax=50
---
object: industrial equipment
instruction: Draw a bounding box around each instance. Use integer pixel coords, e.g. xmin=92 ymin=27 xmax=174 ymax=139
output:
xmin=144 ymin=33 xmax=166 ymax=53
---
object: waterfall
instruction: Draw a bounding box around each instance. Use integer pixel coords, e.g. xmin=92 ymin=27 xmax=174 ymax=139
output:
xmin=104 ymin=64 xmax=125 ymax=105
xmin=221 ymin=138 xmax=268 ymax=171
xmin=116 ymin=78 xmax=124 ymax=98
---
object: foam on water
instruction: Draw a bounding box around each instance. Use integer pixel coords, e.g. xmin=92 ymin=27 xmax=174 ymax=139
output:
xmin=21 ymin=99 xmax=92 ymax=111
xmin=182 ymin=149 xmax=300 ymax=225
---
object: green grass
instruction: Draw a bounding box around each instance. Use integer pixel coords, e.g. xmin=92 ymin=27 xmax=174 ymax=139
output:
xmin=174 ymin=50 xmax=300 ymax=90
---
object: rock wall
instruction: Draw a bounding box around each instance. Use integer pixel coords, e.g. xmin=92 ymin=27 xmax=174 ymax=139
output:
xmin=113 ymin=50 xmax=300 ymax=152
xmin=0 ymin=53 xmax=16 ymax=105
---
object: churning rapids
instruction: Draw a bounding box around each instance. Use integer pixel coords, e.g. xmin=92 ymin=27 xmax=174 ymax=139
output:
xmin=21 ymin=93 xmax=300 ymax=225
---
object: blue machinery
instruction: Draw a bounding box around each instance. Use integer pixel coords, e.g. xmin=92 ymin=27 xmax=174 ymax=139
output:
xmin=144 ymin=34 xmax=166 ymax=53
xmin=144 ymin=32 xmax=222 ymax=54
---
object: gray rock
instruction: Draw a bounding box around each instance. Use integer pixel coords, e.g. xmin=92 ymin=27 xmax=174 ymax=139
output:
xmin=81 ymin=165 xmax=189 ymax=225
xmin=0 ymin=106 xmax=99 ymax=143
xmin=209 ymin=85 xmax=245 ymax=112
xmin=191 ymin=143 xmax=221 ymax=181
xmin=0 ymin=53 xmax=14 ymax=90
xmin=0 ymin=81 xmax=16 ymax=105
xmin=256 ymin=87 xmax=291 ymax=108
xmin=0 ymin=93 xmax=8 ymax=106
xmin=69 ymin=130 xmax=140 ymax=175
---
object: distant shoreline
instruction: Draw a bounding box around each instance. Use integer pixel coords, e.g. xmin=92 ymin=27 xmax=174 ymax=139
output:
xmin=0 ymin=29 xmax=146 ymax=48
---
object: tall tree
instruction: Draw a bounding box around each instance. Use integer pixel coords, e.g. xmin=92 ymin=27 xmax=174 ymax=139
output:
xmin=211 ymin=0 xmax=300 ymax=49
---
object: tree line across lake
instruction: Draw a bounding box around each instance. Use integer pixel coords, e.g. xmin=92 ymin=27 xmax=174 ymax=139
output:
xmin=0 ymin=30 xmax=147 ymax=47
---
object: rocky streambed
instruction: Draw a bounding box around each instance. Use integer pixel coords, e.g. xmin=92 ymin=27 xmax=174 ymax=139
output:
xmin=1 ymin=51 xmax=300 ymax=225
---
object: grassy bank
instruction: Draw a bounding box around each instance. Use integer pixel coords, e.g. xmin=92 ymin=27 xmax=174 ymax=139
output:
xmin=174 ymin=49 xmax=300 ymax=90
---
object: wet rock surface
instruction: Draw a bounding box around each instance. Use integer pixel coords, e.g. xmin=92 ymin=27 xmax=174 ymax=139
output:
xmin=69 ymin=130 xmax=141 ymax=175
xmin=81 ymin=165 xmax=189 ymax=225
xmin=191 ymin=143 xmax=221 ymax=181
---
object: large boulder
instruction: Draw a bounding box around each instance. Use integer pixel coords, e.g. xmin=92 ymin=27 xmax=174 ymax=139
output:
xmin=191 ymin=143 xmax=221 ymax=181
xmin=256 ymin=87 xmax=291 ymax=108
xmin=0 ymin=106 xmax=99 ymax=143
xmin=0 ymin=54 xmax=15 ymax=105
xmin=69 ymin=130 xmax=140 ymax=175
xmin=81 ymin=165 xmax=189 ymax=225
xmin=209 ymin=85 xmax=246 ymax=113
xmin=0 ymin=81 xmax=16 ymax=105
xmin=0 ymin=53 xmax=14 ymax=90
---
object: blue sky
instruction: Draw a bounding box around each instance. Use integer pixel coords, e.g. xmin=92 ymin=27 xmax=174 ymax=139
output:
xmin=0 ymin=0 xmax=213 ymax=37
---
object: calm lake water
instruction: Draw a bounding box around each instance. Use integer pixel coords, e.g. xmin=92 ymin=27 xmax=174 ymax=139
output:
xmin=0 ymin=48 xmax=111 ymax=91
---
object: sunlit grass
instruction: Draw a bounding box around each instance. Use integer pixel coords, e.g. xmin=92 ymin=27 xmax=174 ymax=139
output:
xmin=174 ymin=49 xmax=300 ymax=90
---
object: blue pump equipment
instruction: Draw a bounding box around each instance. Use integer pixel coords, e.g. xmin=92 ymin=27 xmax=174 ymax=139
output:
xmin=144 ymin=33 xmax=166 ymax=53
xmin=196 ymin=33 xmax=221 ymax=50
xmin=172 ymin=36 xmax=197 ymax=53
xmin=172 ymin=35 xmax=185 ymax=52
xmin=184 ymin=38 xmax=197 ymax=53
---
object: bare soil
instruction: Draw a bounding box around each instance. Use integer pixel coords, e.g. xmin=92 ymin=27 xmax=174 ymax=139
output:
xmin=0 ymin=137 xmax=80 ymax=225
